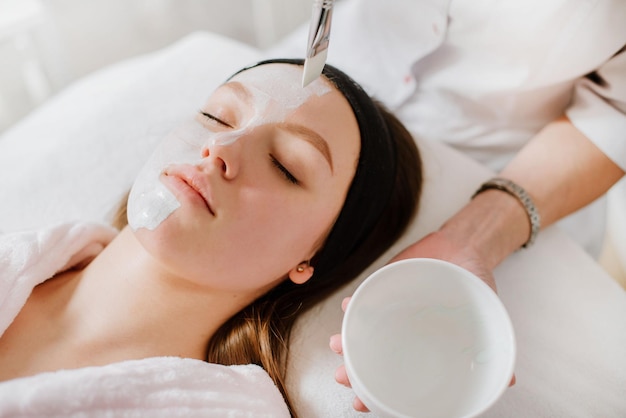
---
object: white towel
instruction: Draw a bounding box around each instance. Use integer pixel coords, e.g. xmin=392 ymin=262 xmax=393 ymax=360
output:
xmin=0 ymin=222 xmax=290 ymax=417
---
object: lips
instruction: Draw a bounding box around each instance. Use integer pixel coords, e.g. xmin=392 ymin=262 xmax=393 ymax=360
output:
xmin=163 ymin=165 xmax=216 ymax=216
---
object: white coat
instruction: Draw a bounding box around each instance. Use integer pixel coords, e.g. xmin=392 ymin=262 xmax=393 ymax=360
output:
xmin=271 ymin=0 xmax=626 ymax=255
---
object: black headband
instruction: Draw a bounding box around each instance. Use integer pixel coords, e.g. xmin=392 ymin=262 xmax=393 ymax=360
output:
xmin=229 ymin=59 xmax=397 ymax=279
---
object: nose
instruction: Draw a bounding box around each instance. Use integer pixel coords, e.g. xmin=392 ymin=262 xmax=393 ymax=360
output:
xmin=200 ymin=141 xmax=241 ymax=180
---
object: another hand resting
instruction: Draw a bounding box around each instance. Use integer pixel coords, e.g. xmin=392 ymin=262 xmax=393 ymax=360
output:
xmin=330 ymin=229 xmax=514 ymax=413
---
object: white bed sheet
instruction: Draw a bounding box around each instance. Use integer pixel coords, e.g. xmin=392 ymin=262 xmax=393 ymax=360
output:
xmin=0 ymin=32 xmax=624 ymax=417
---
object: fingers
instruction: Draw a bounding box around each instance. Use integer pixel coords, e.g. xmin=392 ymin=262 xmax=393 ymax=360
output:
xmin=330 ymin=296 xmax=350 ymax=356
xmin=335 ymin=365 xmax=370 ymax=413
xmin=334 ymin=364 xmax=351 ymax=387
xmin=353 ymin=397 xmax=370 ymax=413
xmin=341 ymin=296 xmax=351 ymax=312
xmin=510 ymin=374 xmax=516 ymax=386
xmin=329 ymin=334 xmax=343 ymax=355
xmin=337 ymin=295 xmax=370 ymax=413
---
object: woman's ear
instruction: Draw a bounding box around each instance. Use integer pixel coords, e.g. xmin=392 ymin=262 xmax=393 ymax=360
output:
xmin=288 ymin=262 xmax=314 ymax=285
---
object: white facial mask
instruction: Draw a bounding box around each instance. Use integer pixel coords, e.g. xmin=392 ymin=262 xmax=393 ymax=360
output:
xmin=127 ymin=65 xmax=331 ymax=231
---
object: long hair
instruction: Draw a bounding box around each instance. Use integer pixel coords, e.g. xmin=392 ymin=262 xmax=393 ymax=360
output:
xmin=112 ymin=61 xmax=423 ymax=417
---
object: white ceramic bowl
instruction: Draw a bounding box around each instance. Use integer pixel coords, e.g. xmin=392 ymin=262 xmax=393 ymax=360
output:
xmin=342 ymin=258 xmax=516 ymax=418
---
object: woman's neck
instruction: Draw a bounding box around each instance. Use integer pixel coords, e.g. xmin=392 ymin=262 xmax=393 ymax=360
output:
xmin=43 ymin=226 xmax=247 ymax=362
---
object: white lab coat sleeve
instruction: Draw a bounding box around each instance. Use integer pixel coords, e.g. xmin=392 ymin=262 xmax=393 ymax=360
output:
xmin=566 ymin=46 xmax=626 ymax=171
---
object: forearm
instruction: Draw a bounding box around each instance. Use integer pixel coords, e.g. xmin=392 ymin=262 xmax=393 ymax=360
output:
xmin=440 ymin=116 xmax=624 ymax=270
xmin=501 ymin=116 xmax=624 ymax=227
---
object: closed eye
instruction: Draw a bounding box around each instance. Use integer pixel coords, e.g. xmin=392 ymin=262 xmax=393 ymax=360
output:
xmin=270 ymin=155 xmax=299 ymax=185
xmin=199 ymin=111 xmax=233 ymax=128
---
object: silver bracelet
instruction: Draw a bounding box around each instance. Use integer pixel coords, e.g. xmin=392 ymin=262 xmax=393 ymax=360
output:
xmin=472 ymin=177 xmax=541 ymax=249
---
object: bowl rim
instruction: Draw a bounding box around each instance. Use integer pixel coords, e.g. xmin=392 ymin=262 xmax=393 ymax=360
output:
xmin=341 ymin=257 xmax=517 ymax=418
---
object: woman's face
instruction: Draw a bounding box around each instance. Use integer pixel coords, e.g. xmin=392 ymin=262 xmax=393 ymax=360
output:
xmin=128 ymin=64 xmax=360 ymax=295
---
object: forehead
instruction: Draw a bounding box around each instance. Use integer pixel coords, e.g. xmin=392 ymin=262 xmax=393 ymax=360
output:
xmin=228 ymin=63 xmax=333 ymax=108
xmin=229 ymin=63 xmax=361 ymax=177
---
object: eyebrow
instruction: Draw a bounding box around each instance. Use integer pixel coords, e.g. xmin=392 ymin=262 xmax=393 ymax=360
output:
xmin=223 ymin=81 xmax=334 ymax=172
xmin=223 ymin=81 xmax=253 ymax=105
xmin=278 ymin=123 xmax=334 ymax=172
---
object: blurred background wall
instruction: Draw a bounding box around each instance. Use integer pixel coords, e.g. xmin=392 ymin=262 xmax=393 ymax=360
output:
xmin=0 ymin=0 xmax=311 ymax=133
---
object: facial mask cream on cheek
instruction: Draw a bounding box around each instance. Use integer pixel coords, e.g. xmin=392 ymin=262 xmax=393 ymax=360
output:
xmin=127 ymin=121 xmax=213 ymax=230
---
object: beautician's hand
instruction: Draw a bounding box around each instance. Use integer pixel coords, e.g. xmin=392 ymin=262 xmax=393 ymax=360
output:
xmin=331 ymin=229 xmax=515 ymax=412
xmin=330 ymin=233 xmax=495 ymax=412
xmin=391 ymin=230 xmax=497 ymax=292
xmin=330 ymin=296 xmax=370 ymax=413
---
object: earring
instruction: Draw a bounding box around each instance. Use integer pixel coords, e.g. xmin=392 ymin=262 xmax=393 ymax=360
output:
xmin=296 ymin=261 xmax=309 ymax=273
